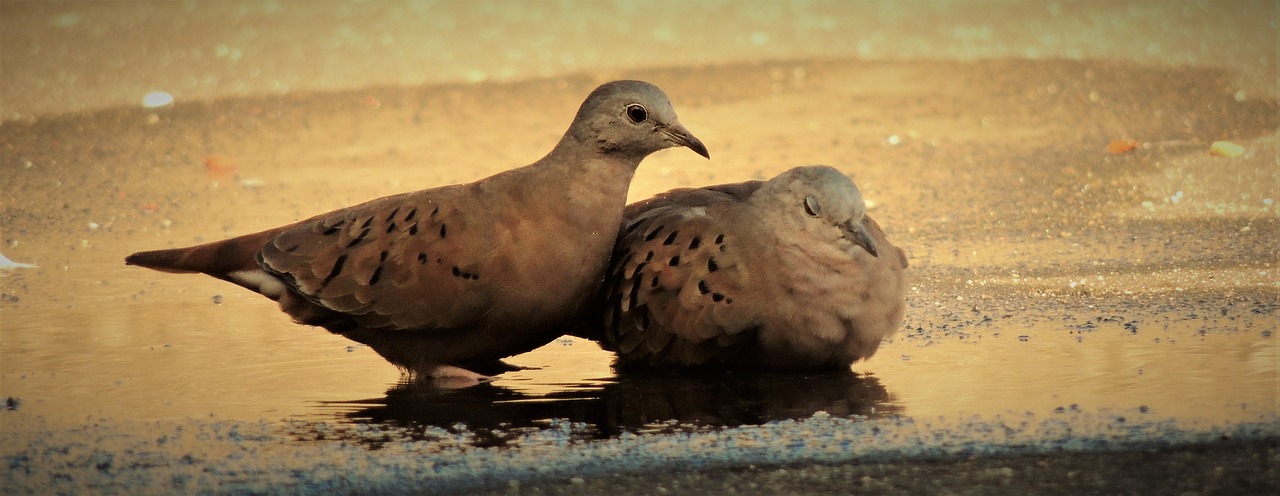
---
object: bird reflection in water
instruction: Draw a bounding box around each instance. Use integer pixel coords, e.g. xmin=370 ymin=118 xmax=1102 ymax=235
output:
xmin=312 ymin=371 xmax=899 ymax=448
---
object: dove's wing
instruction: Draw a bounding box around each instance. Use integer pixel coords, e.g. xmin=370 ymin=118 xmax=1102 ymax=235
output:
xmin=258 ymin=186 xmax=492 ymax=331
xmin=601 ymin=188 xmax=766 ymax=367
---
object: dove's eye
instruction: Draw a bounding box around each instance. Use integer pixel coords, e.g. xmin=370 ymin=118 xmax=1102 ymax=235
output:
xmin=625 ymin=104 xmax=647 ymax=124
xmin=803 ymin=195 xmax=822 ymax=217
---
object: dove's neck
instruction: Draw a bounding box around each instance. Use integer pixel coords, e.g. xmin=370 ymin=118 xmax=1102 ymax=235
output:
xmin=515 ymin=134 xmax=641 ymax=224
xmin=543 ymin=132 xmax=642 ymax=183
xmin=548 ymin=131 xmax=648 ymax=168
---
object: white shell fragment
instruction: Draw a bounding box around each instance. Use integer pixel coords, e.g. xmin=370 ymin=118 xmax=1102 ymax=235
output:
xmin=142 ymin=91 xmax=174 ymax=109
xmin=0 ymin=252 xmax=37 ymax=269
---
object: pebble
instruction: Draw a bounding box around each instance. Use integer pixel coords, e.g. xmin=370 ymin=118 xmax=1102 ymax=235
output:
xmin=142 ymin=91 xmax=174 ymax=108
xmin=1209 ymin=141 xmax=1244 ymax=158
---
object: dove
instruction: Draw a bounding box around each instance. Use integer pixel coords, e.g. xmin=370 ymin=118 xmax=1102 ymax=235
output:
xmin=585 ymin=165 xmax=907 ymax=371
xmin=125 ymin=80 xmax=708 ymax=384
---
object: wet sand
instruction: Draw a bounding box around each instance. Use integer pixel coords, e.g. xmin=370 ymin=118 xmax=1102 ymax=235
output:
xmin=3 ymin=1 xmax=1279 ymax=494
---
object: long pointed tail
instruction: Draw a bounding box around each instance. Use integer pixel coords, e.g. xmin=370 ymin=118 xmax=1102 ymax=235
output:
xmin=125 ymin=228 xmax=280 ymax=275
xmin=125 ymin=248 xmax=203 ymax=274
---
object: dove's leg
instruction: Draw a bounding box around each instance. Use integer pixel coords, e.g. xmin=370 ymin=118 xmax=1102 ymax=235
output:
xmin=425 ymin=364 xmax=496 ymax=389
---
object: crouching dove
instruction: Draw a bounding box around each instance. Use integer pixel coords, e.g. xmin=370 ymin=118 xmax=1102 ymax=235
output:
xmin=584 ymin=165 xmax=907 ymax=371
xmin=125 ymin=80 xmax=708 ymax=385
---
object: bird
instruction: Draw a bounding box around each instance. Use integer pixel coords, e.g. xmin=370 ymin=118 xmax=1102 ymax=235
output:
xmin=125 ymin=80 xmax=709 ymax=386
xmin=582 ymin=165 xmax=908 ymax=372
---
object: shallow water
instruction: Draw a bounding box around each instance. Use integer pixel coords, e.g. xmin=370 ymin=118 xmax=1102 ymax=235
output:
xmin=3 ymin=257 xmax=1275 ymax=446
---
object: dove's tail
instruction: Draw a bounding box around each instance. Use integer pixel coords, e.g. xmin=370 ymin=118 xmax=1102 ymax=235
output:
xmin=125 ymin=247 xmax=202 ymax=273
xmin=125 ymin=229 xmax=278 ymax=275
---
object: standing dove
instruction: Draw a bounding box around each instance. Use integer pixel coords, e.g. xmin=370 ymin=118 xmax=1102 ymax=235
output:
xmin=125 ymin=80 xmax=709 ymax=384
xmin=584 ymin=165 xmax=907 ymax=371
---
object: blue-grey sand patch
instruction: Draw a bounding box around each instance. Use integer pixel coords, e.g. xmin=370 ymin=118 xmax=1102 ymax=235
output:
xmin=4 ymin=409 xmax=1275 ymax=494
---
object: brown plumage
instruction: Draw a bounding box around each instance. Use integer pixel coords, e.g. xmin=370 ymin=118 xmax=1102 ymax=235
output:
xmin=126 ymin=80 xmax=708 ymax=384
xmin=584 ymin=165 xmax=908 ymax=371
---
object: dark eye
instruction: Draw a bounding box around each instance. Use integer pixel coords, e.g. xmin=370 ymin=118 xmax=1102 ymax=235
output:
xmin=803 ymin=195 xmax=822 ymax=217
xmin=625 ymin=104 xmax=647 ymax=124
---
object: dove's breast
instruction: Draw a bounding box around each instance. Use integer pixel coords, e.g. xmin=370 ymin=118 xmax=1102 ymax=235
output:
xmin=752 ymin=217 xmax=907 ymax=368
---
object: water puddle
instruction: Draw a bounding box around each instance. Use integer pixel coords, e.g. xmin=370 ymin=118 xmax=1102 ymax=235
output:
xmin=4 ymin=259 xmax=1274 ymax=450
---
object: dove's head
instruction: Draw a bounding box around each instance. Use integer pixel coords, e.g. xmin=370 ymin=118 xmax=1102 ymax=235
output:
xmin=756 ymin=165 xmax=879 ymax=258
xmin=569 ymin=80 xmax=709 ymax=161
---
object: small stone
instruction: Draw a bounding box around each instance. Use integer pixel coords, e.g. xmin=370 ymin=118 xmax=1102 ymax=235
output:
xmin=143 ymin=91 xmax=174 ymax=108
xmin=1209 ymin=141 xmax=1244 ymax=158
xmin=238 ymin=177 xmax=266 ymax=189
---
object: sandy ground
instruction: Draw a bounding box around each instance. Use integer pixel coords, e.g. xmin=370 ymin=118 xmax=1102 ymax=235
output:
xmin=2 ymin=1 xmax=1279 ymax=494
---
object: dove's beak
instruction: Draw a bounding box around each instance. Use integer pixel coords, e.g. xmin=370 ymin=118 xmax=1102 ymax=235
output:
xmin=659 ymin=124 xmax=710 ymax=159
xmin=840 ymin=219 xmax=879 ymax=257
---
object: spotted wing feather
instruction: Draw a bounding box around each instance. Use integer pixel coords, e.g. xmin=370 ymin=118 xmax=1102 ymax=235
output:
xmin=259 ymin=188 xmax=489 ymax=331
xmin=601 ymin=190 xmax=762 ymax=367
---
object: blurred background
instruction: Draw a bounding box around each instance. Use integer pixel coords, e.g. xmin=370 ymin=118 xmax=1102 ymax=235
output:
xmin=3 ymin=0 xmax=1276 ymax=121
